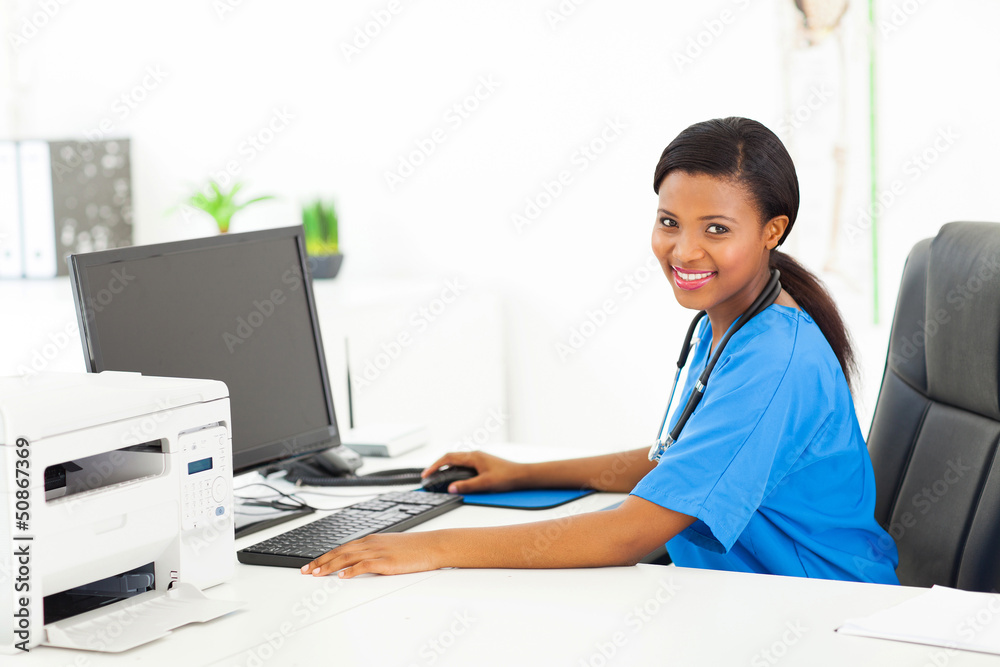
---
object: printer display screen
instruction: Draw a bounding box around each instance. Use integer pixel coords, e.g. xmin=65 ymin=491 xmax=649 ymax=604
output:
xmin=188 ymin=458 xmax=213 ymax=475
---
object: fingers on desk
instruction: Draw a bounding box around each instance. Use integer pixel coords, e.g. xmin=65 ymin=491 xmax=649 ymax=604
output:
xmin=300 ymin=533 xmax=440 ymax=579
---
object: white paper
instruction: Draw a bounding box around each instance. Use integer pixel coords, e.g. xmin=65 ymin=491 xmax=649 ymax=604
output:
xmin=44 ymin=583 xmax=245 ymax=653
xmin=17 ymin=140 xmax=57 ymax=279
xmin=838 ymin=585 xmax=1000 ymax=655
xmin=0 ymin=141 xmax=23 ymax=278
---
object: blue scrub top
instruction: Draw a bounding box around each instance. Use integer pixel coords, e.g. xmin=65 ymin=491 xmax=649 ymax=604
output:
xmin=631 ymin=305 xmax=899 ymax=584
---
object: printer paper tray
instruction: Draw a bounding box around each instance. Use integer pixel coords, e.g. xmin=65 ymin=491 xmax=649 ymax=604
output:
xmin=43 ymin=583 xmax=245 ymax=652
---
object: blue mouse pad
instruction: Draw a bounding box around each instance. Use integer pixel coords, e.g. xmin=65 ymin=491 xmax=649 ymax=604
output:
xmin=458 ymin=488 xmax=595 ymax=510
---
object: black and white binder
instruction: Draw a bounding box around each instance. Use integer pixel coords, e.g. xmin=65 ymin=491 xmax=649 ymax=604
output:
xmin=15 ymin=138 xmax=133 ymax=278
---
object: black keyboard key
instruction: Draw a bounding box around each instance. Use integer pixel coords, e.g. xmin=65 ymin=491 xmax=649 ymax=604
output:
xmin=236 ymin=491 xmax=463 ymax=568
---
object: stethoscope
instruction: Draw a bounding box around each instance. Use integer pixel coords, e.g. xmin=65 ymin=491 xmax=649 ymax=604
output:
xmin=648 ymin=269 xmax=782 ymax=462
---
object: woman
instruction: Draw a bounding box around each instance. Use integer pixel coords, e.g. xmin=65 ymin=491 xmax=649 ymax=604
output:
xmin=302 ymin=117 xmax=900 ymax=584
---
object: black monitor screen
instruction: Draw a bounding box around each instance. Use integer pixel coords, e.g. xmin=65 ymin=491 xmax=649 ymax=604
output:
xmin=69 ymin=226 xmax=339 ymax=474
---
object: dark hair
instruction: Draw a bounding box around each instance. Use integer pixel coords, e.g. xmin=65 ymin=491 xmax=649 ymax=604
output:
xmin=653 ymin=116 xmax=858 ymax=392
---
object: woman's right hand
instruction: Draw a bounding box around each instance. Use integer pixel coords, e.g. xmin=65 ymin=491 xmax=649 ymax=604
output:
xmin=421 ymin=451 xmax=529 ymax=494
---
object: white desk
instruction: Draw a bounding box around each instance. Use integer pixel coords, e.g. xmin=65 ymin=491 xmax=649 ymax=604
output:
xmin=20 ymin=446 xmax=1000 ymax=666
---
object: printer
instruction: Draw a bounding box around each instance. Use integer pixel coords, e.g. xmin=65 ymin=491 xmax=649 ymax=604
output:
xmin=0 ymin=372 xmax=240 ymax=653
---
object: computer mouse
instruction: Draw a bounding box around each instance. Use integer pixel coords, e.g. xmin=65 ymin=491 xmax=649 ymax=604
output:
xmin=422 ymin=465 xmax=478 ymax=494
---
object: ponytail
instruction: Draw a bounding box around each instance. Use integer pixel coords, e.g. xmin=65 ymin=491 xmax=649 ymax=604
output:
xmin=771 ymin=250 xmax=858 ymax=393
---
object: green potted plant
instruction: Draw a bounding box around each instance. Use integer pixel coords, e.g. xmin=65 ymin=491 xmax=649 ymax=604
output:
xmin=302 ymin=199 xmax=343 ymax=279
xmin=186 ymin=181 xmax=274 ymax=233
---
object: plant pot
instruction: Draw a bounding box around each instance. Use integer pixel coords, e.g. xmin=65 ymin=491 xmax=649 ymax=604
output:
xmin=308 ymin=253 xmax=343 ymax=280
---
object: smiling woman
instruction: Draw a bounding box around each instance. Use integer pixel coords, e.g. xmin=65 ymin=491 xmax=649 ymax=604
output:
xmin=301 ymin=117 xmax=900 ymax=586
xmin=654 ymin=171 xmax=784 ymax=352
xmin=651 ymin=117 xmax=859 ymax=385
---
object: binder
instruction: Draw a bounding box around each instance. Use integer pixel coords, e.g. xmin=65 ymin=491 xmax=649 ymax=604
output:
xmin=15 ymin=138 xmax=133 ymax=278
xmin=18 ymin=140 xmax=57 ymax=278
xmin=0 ymin=141 xmax=23 ymax=278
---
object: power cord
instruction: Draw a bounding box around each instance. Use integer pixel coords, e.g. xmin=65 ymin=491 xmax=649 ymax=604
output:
xmin=276 ymin=462 xmax=424 ymax=487
xmin=234 ymin=481 xmax=396 ymax=513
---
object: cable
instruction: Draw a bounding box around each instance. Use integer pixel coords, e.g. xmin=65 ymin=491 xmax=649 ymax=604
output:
xmin=277 ymin=463 xmax=424 ymax=488
xmin=234 ymin=480 xmax=411 ymax=512
xmin=649 ymin=269 xmax=782 ymax=461
xmin=234 ymin=482 xmax=311 ymax=510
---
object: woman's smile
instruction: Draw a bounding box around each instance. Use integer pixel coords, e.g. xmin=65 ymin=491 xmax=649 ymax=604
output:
xmin=671 ymin=266 xmax=717 ymax=290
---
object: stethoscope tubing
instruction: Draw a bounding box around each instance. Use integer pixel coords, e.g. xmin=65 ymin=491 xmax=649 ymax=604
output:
xmin=648 ymin=269 xmax=782 ymax=462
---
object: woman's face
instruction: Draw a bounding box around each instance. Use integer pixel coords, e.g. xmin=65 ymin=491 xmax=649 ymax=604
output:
xmin=651 ymin=171 xmax=785 ymax=330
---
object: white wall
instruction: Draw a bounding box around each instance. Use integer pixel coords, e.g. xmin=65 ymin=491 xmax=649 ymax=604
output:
xmin=5 ymin=0 xmax=999 ymax=451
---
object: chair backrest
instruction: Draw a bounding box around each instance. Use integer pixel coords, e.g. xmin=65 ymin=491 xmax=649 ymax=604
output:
xmin=868 ymin=221 xmax=1000 ymax=591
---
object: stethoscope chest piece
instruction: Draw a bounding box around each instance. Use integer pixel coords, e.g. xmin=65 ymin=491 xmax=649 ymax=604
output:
xmin=647 ymin=435 xmax=674 ymax=462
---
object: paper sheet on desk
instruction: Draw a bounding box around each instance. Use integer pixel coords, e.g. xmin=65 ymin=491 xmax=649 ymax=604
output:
xmin=44 ymin=583 xmax=245 ymax=653
xmin=838 ymin=585 xmax=1000 ymax=655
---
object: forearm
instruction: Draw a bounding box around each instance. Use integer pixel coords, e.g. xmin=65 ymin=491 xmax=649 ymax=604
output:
xmin=303 ymin=497 xmax=694 ymax=578
xmin=434 ymin=508 xmax=657 ymax=569
xmin=519 ymin=447 xmax=655 ymax=493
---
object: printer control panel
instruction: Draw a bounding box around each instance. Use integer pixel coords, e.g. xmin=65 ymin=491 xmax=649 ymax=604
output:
xmin=179 ymin=425 xmax=230 ymax=530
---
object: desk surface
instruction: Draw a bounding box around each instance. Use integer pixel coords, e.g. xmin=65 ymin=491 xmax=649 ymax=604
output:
xmin=21 ymin=446 xmax=1000 ymax=666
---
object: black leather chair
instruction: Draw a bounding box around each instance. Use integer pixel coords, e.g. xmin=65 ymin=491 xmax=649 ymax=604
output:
xmin=867 ymin=221 xmax=1000 ymax=591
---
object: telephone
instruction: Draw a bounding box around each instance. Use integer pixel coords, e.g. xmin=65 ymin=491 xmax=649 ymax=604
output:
xmin=271 ymin=445 xmax=423 ymax=487
xmin=312 ymin=444 xmax=363 ymax=475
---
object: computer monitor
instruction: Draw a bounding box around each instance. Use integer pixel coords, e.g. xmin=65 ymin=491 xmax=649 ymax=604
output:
xmin=68 ymin=226 xmax=341 ymax=476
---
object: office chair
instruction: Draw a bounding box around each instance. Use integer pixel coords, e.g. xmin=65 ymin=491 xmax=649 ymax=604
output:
xmin=867 ymin=221 xmax=1000 ymax=591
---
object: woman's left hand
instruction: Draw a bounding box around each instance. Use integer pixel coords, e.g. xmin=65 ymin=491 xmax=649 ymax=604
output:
xmin=300 ymin=532 xmax=446 ymax=578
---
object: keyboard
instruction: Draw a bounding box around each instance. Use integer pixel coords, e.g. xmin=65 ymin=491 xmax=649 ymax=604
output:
xmin=236 ymin=490 xmax=464 ymax=568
